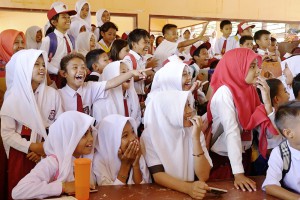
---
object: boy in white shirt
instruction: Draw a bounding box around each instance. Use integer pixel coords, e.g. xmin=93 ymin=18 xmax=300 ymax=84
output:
xmin=254 ymin=30 xmax=271 ymax=59
xmin=262 ymin=101 xmax=300 ymax=199
xmin=214 ymin=20 xmax=237 ymax=56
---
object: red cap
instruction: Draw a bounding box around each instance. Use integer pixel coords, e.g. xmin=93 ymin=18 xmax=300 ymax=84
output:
xmin=47 ymin=4 xmax=77 ymax=20
xmin=121 ymin=31 xmax=130 ymax=40
xmin=190 ymin=42 xmax=211 ymax=57
xmin=237 ymin=22 xmax=255 ymax=34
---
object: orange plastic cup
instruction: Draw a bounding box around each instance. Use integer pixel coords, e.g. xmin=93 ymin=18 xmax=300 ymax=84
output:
xmin=74 ymin=158 xmax=91 ymax=200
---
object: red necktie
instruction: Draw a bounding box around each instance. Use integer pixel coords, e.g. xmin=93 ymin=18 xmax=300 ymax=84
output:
xmin=123 ymin=98 xmax=129 ymax=117
xmin=77 ymin=93 xmax=84 ymax=113
xmin=64 ymin=36 xmax=71 ymax=54
xmin=221 ymin=39 xmax=227 ymax=55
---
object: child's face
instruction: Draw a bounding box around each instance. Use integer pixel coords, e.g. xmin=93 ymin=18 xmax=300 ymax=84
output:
xmin=283 ymin=66 xmax=293 ymax=85
xmin=101 ymin=11 xmax=110 ymax=23
xmin=118 ymin=45 xmax=130 ymax=60
xmin=183 ymin=30 xmax=191 ymax=40
xmin=164 ymin=27 xmax=178 ymax=42
xmin=156 ymin=37 xmax=164 ymax=46
xmin=183 ymin=100 xmax=193 ymax=127
xmin=182 ymin=66 xmax=192 ymax=91
xmin=221 ymin=24 xmax=232 ymax=38
xmin=195 ymin=48 xmax=209 ymax=66
xmin=268 ymin=41 xmax=278 ymax=53
xmin=63 ymin=57 xmax=87 ymax=90
xmin=90 ymin=35 xmax=96 ymax=50
xmin=150 ymin=35 xmax=155 ymax=44
xmin=93 ymin=53 xmax=109 ymax=74
xmin=79 ymin=25 xmax=86 ymax=33
xmin=120 ymin=121 xmax=137 ymax=153
xmin=36 ymin=30 xmax=42 ymax=43
xmin=32 ymin=56 xmax=46 ymax=85
xmin=132 ymin=37 xmax=150 ymax=56
xmin=274 ymin=83 xmax=290 ymax=107
xmin=80 ymin=3 xmax=89 ymax=20
xmin=13 ymin=34 xmax=25 ymax=54
xmin=241 ymin=28 xmax=253 ymax=36
xmin=120 ymin=63 xmax=130 ymax=91
xmin=54 ymin=13 xmax=71 ymax=33
xmin=245 ymin=59 xmax=260 ymax=85
xmin=256 ymin=34 xmax=271 ymax=50
xmin=240 ymin=40 xmax=254 ymax=49
xmin=101 ymin=28 xmax=116 ymax=45
xmin=73 ymin=127 xmax=94 ymax=158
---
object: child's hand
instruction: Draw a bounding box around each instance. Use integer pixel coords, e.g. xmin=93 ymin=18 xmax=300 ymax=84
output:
xmin=62 ymin=181 xmax=75 ymax=195
xmin=146 ymin=58 xmax=158 ymax=69
xmin=189 ymin=81 xmax=201 ymax=93
xmin=188 ymin=181 xmax=209 ymax=199
xmin=29 ymin=142 xmax=45 ymax=156
xmin=199 ymin=36 xmax=209 ymax=42
xmin=118 ymin=140 xmax=139 ymax=166
xmin=256 ymin=76 xmax=272 ymax=114
xmin=132 ymin=142 xmax=142 ymax=168
xmin=262 ymin=55 xmax=271 ymax=61
xmin=26 ymin=152 xmax=41 ymax=163
xmin=131 ymin=68 xmax=152 ymax=80
xmin=190 ymin=115 xmax=203 ymax=139
xmin=234 ymin=173 xmax=256 ymax=192
xmin=202 ymin=21 xmax=209 ymax=28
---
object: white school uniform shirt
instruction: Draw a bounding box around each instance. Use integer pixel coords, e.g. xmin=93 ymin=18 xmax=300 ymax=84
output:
xmin=153 ymin=39 xmax=179 ymax=71
xmin=214 ymin=36 xmax=239 ymax=55
xmin=123 ymin=50 xmax=146 ymax=95
xmin=210 ymin=85 xmax=275 ymax=174
xmin=12 ymin=111 xmax=95 ymax=199
xmin=262 ymin=141 xmax=300 ymax=193
xmin=98 ymin=38 xmax=112 ymax=53
xmin=58 ymin=81 xmax=107 ymax=115
xmin=25 ymin=26 xmax=42 ymax=50
xmin=92 ymin=61 xmax=141 ymax=126
xmin=257 ymin=48 xmax=269 ymax=56
xmin=76 ymin=31 xmax=96 ymax=57
xmin=90 ymin=71 xmax=102 ymax=81
xmin=0 ymin=49 xmax=62 ymax=157
xmin=142 ymin=91 xmax=212 ymax=181
xmin=93 ymin=114 xmax=150 ymax=185
xmin=39 ymin=29 xmax=74 ymax=75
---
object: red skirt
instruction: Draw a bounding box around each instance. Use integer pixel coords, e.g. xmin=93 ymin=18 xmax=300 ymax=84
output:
xmin=7 ymin=143 xmax=36 ymax=200
xmin=209 ymin=148 xmax=252 ymax=180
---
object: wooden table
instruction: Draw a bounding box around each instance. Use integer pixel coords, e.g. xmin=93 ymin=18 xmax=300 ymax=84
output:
xmin=90 ymin=176 xmax=279 ymax=200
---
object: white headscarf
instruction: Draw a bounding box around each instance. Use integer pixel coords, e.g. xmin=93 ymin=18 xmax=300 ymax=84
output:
xmin=146 ymin=60 xmax=186 ymax=105
xmin=96 ymin=9 xmax=109 ymax=27
xmin=92 ymin=61 xmax=141 ymax=125
xmin=72 ymin=0 xmax=91 ymax=32
xmin=142 ymin=91 xmax=195 ymax=181
xmin=281 ymin=55 xmax=300 ymax=77
xmin=44 ymin=111 xmax=94 ymax=182
xmin=25 ymin=26 xmax=42 ymax=49
xmin=94 ymin=114 xmax=150 ymax=185
xmin=68 ymin=20 xmax=87 ymax=40
xmin=75 ymin=31 xmax=96 ymax=56
xmin=0 ymin=49 xmax=48 ymax=143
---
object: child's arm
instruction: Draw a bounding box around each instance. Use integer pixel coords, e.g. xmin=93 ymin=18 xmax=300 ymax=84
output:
xmin=178 ymin=22 xmax=209 ymax=48
xmin=105 ymin=69 xmax=148 ymax=90
xmin=12 ymin=156 xmax=62 ymax=199
xmin=256 ymin=76 xmax=273 ymax=114
xmin=190 ymin=116 xmax=211 ymax=182
xmin=265 ymin=185 xmax=300 ymax=200
xmin=153 ymin=172 xmax=209 ymax=199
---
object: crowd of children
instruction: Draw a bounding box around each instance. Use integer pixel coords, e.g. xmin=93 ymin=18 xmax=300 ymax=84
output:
xmin=0 ymin=1 xmax=300 ymax=200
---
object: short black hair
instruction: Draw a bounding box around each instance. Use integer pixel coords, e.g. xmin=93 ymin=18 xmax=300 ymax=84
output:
xmin=220 ymin=20 xmax=232 ymax=30
xmin=254 ymin=30 xmax=271 ymax=42
xmin=240 ymin=35 xmax=253 ymax=45
xmin=85 ymin=49 xmax=106 ymax=71
xmin=292 ymin=73 xmax=300 ymax=98
xmin=49 ymin=14 xmax=60 ymax=28
xmin=275 ymin=101 xmax=300 ymax=135
xmin=110 ymin=39 xmax=128 ymax=61
xmin=99 ymin=22 xmax=118 ymax=41
xmin=271 ymin=37 xmax=277 ymax=42
xmin=162 ymin=24 xmax=177 ymax=35
xmin=127 ymin=29 xmax=150 ymax=49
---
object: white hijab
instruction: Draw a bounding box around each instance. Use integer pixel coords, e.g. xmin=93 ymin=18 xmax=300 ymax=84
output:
xmin=68 ymin=20 xmax=87 ymax=40
xmin=72 ymin=0 xmax=91 ymax=32
xmin=0 ymin=49 xmax=48 ymax=143
xmin=76 ymin=31 xmax=96 ymax=56
xmin=93 ymin=61 xmax=141 ymax=125
xmin=96 ymin=9 xmax=108 ymax=27
xmin=146 ymin=61 xmax=186 ymax=105
xmin=25 ymin=26 xmax=42 ymax=49
xmin=44 ymin=111 xmax=95 ymax=182
xmin=142 ymin=91 xmax=196 ymax=181
xmin=94 ymin=114 xmax=150 ymax=185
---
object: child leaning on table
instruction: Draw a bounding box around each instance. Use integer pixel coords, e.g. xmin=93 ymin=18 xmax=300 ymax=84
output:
xmin=262 ymin=101 xmax=300 ymax=200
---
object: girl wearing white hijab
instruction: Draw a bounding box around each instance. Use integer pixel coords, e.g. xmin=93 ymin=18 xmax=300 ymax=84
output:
xmin=94 ymin=9 xmax=110 ymax=41
xmin=76 ymin=31 xmax=96 ymax=57
xmin=12 ymin=111 xmax=95 ymax=199
xmin=0 ymin=49 xmax=63 ymax=199
xmin=93 ymin=114 xmax=150 ymax=185
xmin=92 ymin=61 xmax=141 ymax=126
xmin=68 ymin=19 xmax=87 ymax=41
xmin=281 ymin=55 xmax=300 ymax=100
xmin=25 ymin=26 xmax=42 ymax=49
xmin=141 ymin=91 xmax=212 ymax=199
xmin=71 ymin=0 xmax=92 ymax=32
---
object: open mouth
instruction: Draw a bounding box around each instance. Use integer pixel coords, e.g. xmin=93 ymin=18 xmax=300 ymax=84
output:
xmin=39 ymin=72 xmax=45 ymax=75
xmin=85 ymin=143 xmax=93 ymax=148
xmin=185 ymin=82 xmax=191 ymax=87
xmin=75 ymin=74 xmax=84 ymax=80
